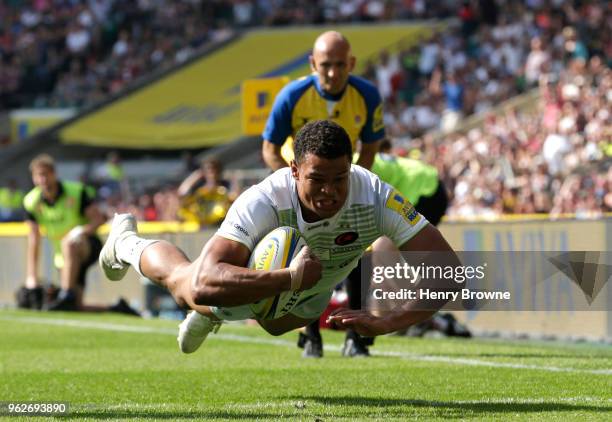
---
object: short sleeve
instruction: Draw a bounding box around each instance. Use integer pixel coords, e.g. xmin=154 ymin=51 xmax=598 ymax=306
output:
xmin=379 ymin=185 xmax=428 ymax=247
xmin=262 ymin=84 xmax=296 ymax=145
xmin=350 ymin=76 xmax=385 ymax=143
xmin=216 ymin=187 xmax=279 ymax=251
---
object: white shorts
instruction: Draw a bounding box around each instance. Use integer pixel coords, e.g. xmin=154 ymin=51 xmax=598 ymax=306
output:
xmin=210 ymin=290 xmax=332 ymax=321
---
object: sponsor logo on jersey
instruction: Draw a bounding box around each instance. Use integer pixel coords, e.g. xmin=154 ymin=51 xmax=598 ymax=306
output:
xmin=385 ymin=190 xmax=421 ymax=226
xmin=232 ymin=223 xmax=250 ymax=237
xmin=279 ymin=291 xmax=303 ymax=315
xmin=331 ymin=245 xmax=363 ymax=254
xmin=306 ymin=221 xmax=329 ymax=231
xmin=402 ymin=206 xmax=421 ymax=225
xmin=372 ymin=103 xmax=384 ymax=132
xmin=386 ymin=190 xmax=407 ymax=213
xmin=335 ymin=231 xmax=359 ymax=245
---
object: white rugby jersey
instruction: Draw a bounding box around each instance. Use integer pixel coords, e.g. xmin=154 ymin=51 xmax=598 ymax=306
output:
xmin=217 ymin=165 xmax=428 ymax=295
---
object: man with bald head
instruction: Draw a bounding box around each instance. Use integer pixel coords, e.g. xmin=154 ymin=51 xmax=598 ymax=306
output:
xmin=262 ymin=31 xmax=384 ymax=171
xmin=262 ymin=31 xmax=386 ymax=358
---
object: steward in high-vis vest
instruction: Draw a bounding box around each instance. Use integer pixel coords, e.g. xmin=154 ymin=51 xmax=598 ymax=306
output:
xmin=20 ymin=154 xmax=137 ymax=315
xmin=0 ymin=179 xmax=24 ymax=222
xmin=371 ymin=140 xmax=449 ymax=226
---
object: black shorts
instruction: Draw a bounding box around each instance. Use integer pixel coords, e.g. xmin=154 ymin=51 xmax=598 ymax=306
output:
xmin=415 ymin=179 xmax=449 ymax=227
xmin=76 ymin=235 xmax=103 ymax=287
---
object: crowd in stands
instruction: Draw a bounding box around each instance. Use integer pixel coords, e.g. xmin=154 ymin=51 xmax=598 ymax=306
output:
xmin=0 ymin=0 xmax=460 ymax=112
xmin=368 ymin=0 xmax=610 ymax=137
xmin=0 ymin=0 xmax=232 ymax=111
xmin=362 ymin=0 xmax=611 ymax=218
xmin=0 ymin=0 xmax=610 ymax=222
xmin=425 ymin=55 xmax=610 ymax=219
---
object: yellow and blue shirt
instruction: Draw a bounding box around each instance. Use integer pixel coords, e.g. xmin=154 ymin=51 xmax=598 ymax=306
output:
xmin=262 ymin=74 xmax=385 ymax=163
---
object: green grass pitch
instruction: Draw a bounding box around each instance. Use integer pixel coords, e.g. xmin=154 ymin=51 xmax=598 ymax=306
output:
xmin=1 ymin=310 xmax=610 ymax=421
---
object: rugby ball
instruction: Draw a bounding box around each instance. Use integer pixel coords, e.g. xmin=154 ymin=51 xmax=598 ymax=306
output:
xmin=247 ymin=226 xmax=307 ymax=320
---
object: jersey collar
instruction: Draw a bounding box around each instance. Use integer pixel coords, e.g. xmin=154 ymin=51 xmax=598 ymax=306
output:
xmin=41 ymin=181 xmax=64 ymax=206
xmin=312 ymin=74 xmax=347 ymax=102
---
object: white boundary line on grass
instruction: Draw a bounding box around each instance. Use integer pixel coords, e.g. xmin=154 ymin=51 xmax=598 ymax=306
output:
xmin=2 ymin=314 xmax=611 ymax=376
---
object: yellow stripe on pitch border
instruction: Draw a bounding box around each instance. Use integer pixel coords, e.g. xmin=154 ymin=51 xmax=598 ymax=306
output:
xmin=443 ymin=213 xmax=612 ymax=223
xmin=2 ymin=214 xmax=610 ymax=237
xmin=0 ymin=221 xmax=201 ymax=237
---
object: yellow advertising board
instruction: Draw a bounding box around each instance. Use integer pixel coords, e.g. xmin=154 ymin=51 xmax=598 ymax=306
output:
xmin=0 ymin=217 xmax=610 ymax=340
xmin=242 ymin=77 xmax=289 ymax=135
xmin=439 ymin=219 xmax=611 ymax=340
xmin=10 ymin=109 xmax=75 ymax=142
xmin=59 ymin=24 xmax=433 ymax=149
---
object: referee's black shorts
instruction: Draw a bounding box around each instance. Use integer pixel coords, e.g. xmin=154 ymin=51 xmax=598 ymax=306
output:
xmin=414 ymin=179 xmax=449 ymax=227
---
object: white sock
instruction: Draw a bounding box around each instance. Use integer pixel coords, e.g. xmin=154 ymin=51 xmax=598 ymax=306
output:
xmin=116 ymin=232 xmax=158 ymax=277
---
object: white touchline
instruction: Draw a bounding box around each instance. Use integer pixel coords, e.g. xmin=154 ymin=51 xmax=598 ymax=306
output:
xmin=2 ymin=315 xmax=611 ymax=376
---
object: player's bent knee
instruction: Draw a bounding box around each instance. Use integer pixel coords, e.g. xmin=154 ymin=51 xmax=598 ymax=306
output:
xmin=61 ymin=237 xmax=78 ymax=252
xmin=61 ymin=238 xmax=86 ymax=260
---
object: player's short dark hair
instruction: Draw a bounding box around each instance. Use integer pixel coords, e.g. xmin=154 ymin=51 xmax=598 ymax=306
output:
xmin=293 ymin=120 xmax=352 ymax=164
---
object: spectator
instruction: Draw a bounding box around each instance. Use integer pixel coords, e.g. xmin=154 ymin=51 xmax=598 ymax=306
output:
xmin=94 ymin=151 xmax=125 ymax=199
xmin=429 ymin=68 xmax=465 ymax=133
xmin=525 ymin=37 xmax=550 ymax=86
xmin=177 ymin=158 xmax=236 ymax=227
xmin=438 ymin=57 xmax=611 ymax=219
xmin=0 ymin=179 xmax=25 ymax=222
xmin=375 ymin=50 xmax=399 ymax=102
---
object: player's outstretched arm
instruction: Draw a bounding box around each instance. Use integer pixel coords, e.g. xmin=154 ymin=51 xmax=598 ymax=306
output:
xmin=327 ymin=224 xmax=460 ymax=336
xmin=190 ymin=235 xmax=321 ymax=307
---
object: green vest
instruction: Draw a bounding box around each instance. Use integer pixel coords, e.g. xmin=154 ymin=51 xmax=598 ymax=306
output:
xmin=23 ymin=181 xmax=93 ymax=268
xmin=0 ymin=188 xmax=24 ymax=209
xmin=370 ymin=153 xmax=439 ymax=205
xmin=106 ymin=163 xmax=124 ymax=181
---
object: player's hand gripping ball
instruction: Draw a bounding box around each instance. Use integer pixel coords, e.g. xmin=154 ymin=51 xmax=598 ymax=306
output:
xmin=247 ymin=227 xmax=320 ymax=320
